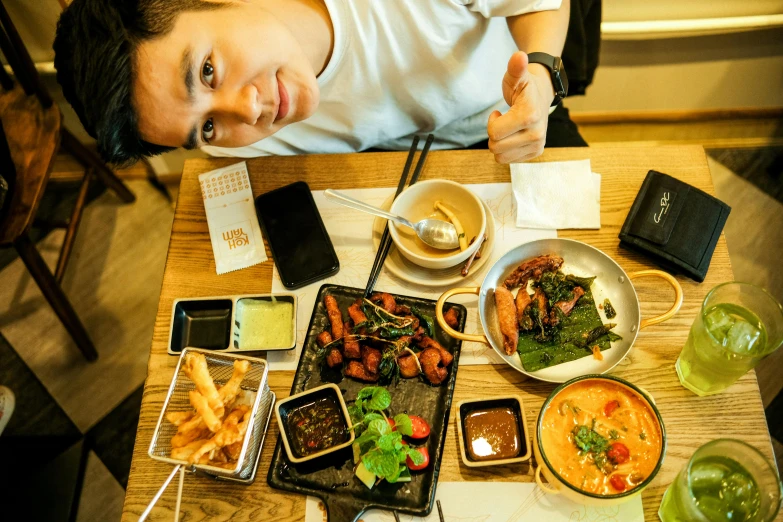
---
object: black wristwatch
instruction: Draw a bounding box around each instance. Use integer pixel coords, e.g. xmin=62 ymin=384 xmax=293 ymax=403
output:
xmin=527 ymin=52 xmax=568 ymax=106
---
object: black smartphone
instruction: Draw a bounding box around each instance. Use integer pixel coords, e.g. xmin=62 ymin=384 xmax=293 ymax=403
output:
xmin=255 ymin=181 xmax=339 ymax=289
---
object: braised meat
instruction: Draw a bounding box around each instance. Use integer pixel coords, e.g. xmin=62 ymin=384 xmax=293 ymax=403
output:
xmin=344 ymin=360 xmax=379 ymax=382
xmin=398 ymin=355 xmax=420 ymax=378
xmin=418 ymin=348 xmax=448 ymax=385
xmin=494 ymin=287 xmax=519 ymax=355
xmin=443 ymin=307 xmax=460 ymax=329
xmin=395 ymin=304 xmax=411 ymax=315
xmin=324 ymin=295 xmax=344 ymax=339
xmin=412 ymin=326 xmax=426 ymax=343
xmin=316 ymin=331 xmax=333 ymax=348
xmin=343 ymin=325 xmax=361 ymax=360
xmin=326 ymin=348 xmax=343 ymax=368
xmin=347 ymin=299 xmax=367 ymax=326
xmin=370 ymin=292 xmax=396 ymax=314
xmin=549 ymin=286 xmax=585 ymax=326
xmin=531 ymin=288 xmax=548 ymax=326
xmin=515 ymin=289 xmax=533 ymax=330
xmin=503 ymin=254 xmax=564 ymax=289
xmin=417 ymin=336 xmax=453 ymax=367
xmin=361 ymin=346 xmax=382 ymax=375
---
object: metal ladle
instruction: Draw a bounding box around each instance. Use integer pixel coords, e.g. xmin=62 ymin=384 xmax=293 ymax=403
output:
xmin=324 ymin=189 xmax=460 ymax=250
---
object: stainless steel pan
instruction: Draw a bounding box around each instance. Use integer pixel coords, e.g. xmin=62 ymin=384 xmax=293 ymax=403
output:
xmin=436 ymin=239 xmax=683 ymax=383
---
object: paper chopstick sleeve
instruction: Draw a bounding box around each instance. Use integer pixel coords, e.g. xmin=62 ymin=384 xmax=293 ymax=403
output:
xmin=199 ymin=162 xmax=268 ymax=275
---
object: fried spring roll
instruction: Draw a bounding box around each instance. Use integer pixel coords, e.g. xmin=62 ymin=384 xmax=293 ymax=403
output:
xmin=494 ymin=287 xmax=519 ymax=355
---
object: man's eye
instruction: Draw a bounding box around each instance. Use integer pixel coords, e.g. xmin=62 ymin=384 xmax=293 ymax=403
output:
xmin=202 ymin=119 xmax=215 ymax=142
xmin=202 ymin=59 xmax=214 ymax=86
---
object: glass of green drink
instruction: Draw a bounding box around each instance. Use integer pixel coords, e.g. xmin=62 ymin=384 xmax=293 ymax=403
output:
xmin=659 ymin=439 xmax=781 ymax=522
xmin=676 ymin=282 xmax=783 ymax=396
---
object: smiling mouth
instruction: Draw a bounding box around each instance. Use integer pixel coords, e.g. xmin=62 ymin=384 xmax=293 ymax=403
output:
xmin=275 ymin=77 xmax=290 ymax=122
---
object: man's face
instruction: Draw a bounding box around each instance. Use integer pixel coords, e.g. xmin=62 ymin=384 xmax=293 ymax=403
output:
xmin=132 ymin=1 xmax=320 ymax=150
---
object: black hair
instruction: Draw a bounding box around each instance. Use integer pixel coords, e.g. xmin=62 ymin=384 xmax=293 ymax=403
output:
xmin=53 ymin=0 xmax=221 ymax=165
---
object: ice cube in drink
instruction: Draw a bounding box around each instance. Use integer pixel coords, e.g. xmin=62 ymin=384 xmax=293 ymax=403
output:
xmin=677 ymin=303 xmax=768 ymax=395
xmin=660 ymin=456 xmax=762 ymax=522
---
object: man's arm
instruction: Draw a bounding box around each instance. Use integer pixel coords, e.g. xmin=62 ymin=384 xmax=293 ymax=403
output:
xmin=487 ymin=0 xmax=571 ymax=163
xmin=506 ymin=0 xmax=570 ymax=98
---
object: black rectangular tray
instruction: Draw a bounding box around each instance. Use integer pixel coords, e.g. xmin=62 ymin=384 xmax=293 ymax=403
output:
xmin=267 ymin=284 xmax=467 ymax=522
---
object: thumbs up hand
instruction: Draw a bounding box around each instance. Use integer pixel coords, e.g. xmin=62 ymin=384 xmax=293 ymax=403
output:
xmin=487 ymin=51 xmax=555 ymax=164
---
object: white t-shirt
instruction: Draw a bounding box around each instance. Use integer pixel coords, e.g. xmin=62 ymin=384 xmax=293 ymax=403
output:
xmin=204 ymin=0 xmax=561 ymax=157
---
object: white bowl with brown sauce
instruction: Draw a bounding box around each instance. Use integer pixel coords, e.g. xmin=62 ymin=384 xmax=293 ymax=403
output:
xmin=389 ymin=180 xmax=486 ymax=269
xmin=533 ymin=375 xmax=666 ymax=505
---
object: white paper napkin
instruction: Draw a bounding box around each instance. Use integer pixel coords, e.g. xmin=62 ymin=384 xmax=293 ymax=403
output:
xmin=511 ymin=159 xmax=601 ymax=229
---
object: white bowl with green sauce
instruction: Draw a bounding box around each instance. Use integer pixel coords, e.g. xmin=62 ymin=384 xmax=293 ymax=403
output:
xmin=234 ymin=295 xmax=297 ymax=351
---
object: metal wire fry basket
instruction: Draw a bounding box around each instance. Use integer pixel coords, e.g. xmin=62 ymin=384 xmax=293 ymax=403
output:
xmin=148 ymin=347 xmax=269 ymax=477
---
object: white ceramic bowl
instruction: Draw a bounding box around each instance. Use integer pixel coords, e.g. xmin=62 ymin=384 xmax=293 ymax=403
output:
xmin=389 ymin=180 xmax=486 ymax=270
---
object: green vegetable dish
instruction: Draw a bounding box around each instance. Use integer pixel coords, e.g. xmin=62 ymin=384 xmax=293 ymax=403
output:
xmin=348 ymin=386 xmax=430 ymax=488
xmin=498 ymin=254 xmax=621 ymax=372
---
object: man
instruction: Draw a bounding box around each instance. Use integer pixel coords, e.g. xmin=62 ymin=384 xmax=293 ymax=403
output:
xmin=54 ymin=0 xmax=584 ymax=166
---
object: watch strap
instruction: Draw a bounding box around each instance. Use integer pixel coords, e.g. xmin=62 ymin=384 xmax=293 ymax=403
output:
xmin=527 ymin=52 xmax=557 ymax=70
xmin=527 ymin=52 xmax=567 ymax=106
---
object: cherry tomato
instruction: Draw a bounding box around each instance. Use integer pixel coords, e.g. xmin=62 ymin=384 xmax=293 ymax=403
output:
xmin=409 ymin=415 xmax=431 ymax=439
xmin=387 ymin=418 xmax=396 ymax=431
xmin=406 ymin=446 xmax=430 ymax=471
xmin=607 ymin=443 xmax=630 ymax=464
xmin=604 ymin=400 xmax=621 ymax=417
xmin=610 ymin=475 xmax=627 ymax=492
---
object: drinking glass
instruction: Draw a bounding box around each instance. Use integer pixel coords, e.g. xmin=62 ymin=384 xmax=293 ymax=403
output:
xmin=659 ymin=439 xmax=782 ymax=522
xmin=676 ymin=282 xmax=783 ymax=396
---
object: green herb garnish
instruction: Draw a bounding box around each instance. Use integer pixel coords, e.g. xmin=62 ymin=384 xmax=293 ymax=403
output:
xmin=572 ymin=419 xmax=614 ymax=473
xmin=410 ymin=306 xmax=435 ymax=338
xmin=609 ymin=429 xmax=620 ymax=440
xmin=349 ymin=386 xmax=425 ymax=484
xmin=572 ymin=420 xmax=609 ymax=455
xmin=639 ymin=432 xmax=646 ymax=441
xmin=603 ymin=298 xmax=617 ymax=319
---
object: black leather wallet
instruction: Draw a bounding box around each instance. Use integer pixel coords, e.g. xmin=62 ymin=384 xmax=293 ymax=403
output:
xmin=619 ymin=170 xmax=731 ymax=282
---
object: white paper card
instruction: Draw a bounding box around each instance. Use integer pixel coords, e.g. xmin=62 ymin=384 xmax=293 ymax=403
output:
xmin=199 ymin=162 xmax=268 ymax=274
xmin=304 ymin=482 xmax=645 ymax=522
xmin=267 ymin=183 xmax=556 ymax=371
xmin=511 ymin=159 xmax=601 ymax=230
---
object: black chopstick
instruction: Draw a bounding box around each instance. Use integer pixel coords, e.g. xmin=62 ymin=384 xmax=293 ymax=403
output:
xmin=363 ymin=136 xmax=419 ymax=298
xmin=393 ymin=511 xmax=401 ymax=522
xmin=363 ymin=134 xmax=434 ymax=297
xmin=408 ymin=134 xmax=434 ymax=186
xmin=436 ymin=500 xmax=445 ymax=522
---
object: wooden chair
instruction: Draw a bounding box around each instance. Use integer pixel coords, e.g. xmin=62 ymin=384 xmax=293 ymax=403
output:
xmin=0 ymin=0 xmax=135 ymax=361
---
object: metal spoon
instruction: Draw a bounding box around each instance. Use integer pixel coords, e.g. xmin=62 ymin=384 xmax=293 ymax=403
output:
xmin=324 ymin=189 xmax=460 ymax=250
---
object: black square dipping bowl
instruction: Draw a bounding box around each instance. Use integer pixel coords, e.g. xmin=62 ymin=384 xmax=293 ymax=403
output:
xmin=170 ymin=298 xmax=233 ymax=352
xmin=455 ymin=395 xmax=531 ymax=468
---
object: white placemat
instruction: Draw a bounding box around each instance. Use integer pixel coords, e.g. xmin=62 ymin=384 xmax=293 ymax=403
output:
xmin=304 ymin=482 xmax=645 ymax=522
xmin=267 ymin=183 xmax=556 ymax=371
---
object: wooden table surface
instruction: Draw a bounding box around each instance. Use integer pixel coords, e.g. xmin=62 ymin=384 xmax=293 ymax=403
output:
xmin=122 ymin=146 xmax=780 ymax=522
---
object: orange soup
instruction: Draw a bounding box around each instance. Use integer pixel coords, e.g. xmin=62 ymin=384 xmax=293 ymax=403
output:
xmin=540 ymin=379 xmax=663 ymax=495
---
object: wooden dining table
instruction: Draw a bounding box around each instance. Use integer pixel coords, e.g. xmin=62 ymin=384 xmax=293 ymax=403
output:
xmin=122 ymin=145 xmax=781 ymax=522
